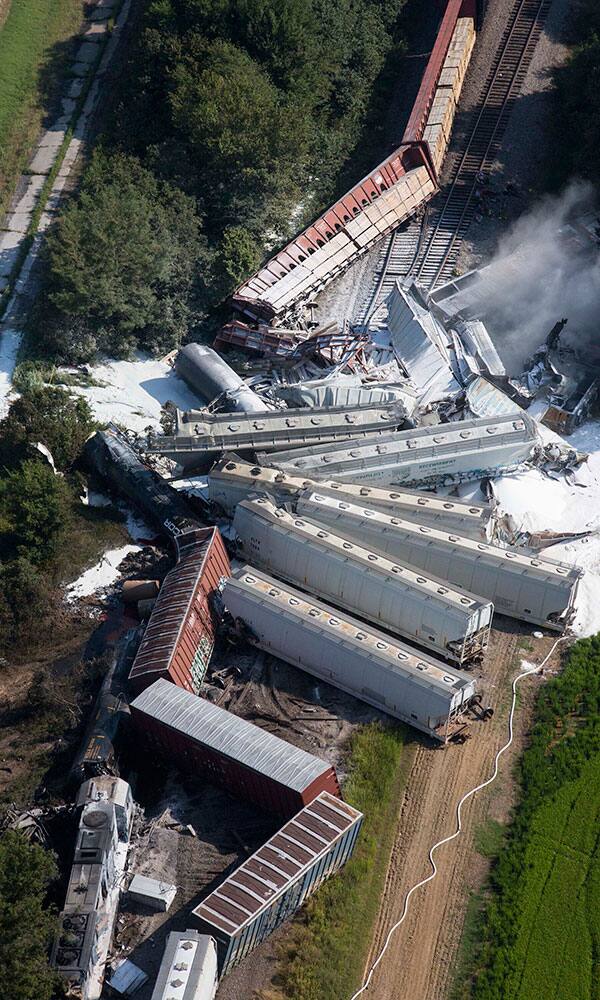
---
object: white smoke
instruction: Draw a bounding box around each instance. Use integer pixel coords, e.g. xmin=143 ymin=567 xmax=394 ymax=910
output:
xmin=470 ymin=181 xmax=600 ymax=373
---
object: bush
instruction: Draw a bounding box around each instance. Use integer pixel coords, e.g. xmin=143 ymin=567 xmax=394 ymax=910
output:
xmin=0 ymin=385 xmax=96 ymax=471
xmin=0 ymin=460 xmax=72 ymax=565
xmin=0 ymin=831 xmax=59 ymax=1000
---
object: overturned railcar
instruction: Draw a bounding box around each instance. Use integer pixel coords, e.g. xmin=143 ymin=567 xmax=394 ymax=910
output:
xmin=84 ymin=428 xmax=202 ymax=541
xmin=148 ymin=402 xmax=406 ymax=472
xmin=128 ymin=527 xmax=231 ymax=696
xmin=259 ymin=414 xmax=540 ymax=487
xmin=298 ymin=492 xmax=581 ymax=632
xmin=193 ymin=792 xmax=362 ymax=976
xmin=232 ymin=498 xmax=492 ymax=665
xmin=130 ymin=679 xmax=340 ymax=818
xmin=223 ymin=567 xmax=478 ymax=741
xmin=208 ymin=457 xmax=497 ymax=541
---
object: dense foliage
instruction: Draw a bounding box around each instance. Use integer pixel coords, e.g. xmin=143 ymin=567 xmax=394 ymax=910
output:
xmin=0 ymin=386 xmax=95 ymax=650
xmin=471 ymin=637 xmax=600 ymax=1000
xmin=37 ymin=0 xmax=406 ymax=362
xmin=38 ymin=151 xmax=206 ymax=361
xmin=552 ymin=0 xmax=600 ymax=183
xmin=0 ymin=831 xmax=59 ymax=1000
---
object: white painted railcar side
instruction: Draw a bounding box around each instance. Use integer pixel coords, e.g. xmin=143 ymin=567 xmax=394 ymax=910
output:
xmin=232 ymin=498 xmax=493 ymax=665
xmin=207 ymin=458 xmax=497 ymax=541
xmin=259 ymin=414 xmax=540 ymax=487
xmin=223 ymin=567 xmax=478 ymax=742
xmin=297 ymin=491 xmax=581 ymax=632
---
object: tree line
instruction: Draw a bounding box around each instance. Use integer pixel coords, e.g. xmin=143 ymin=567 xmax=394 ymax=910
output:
xmin=34 ymin=0 xmax=407 ymax=364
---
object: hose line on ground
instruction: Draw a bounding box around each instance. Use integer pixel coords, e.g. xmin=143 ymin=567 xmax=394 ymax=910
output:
xmin=349 ymin=635 xmax=569 ymax=1000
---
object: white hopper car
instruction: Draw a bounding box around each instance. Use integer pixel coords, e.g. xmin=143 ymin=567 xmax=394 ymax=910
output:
xmin=207 ymin=458 xmax=497 ymax=541
xmin=298 ymin=491 xmax=581 ymax=633
xmin=148 ymin=402 xmax=406 ymax=471
xmin=232 ymin=497 xmax=493 ymax=665
xmin=223 ymin=567 xmax=478 ymax=743
xmin=258 ymin=414 xmax=540 ymax=487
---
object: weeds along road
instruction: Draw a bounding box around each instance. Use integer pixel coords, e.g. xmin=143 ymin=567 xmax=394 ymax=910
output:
xmin=362 ymin=624 xmax=561 ymax=1000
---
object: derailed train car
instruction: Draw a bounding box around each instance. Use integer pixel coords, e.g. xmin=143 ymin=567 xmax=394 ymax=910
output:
xmin=259 ymin=414 xmax=540 ymax=488
xmin=130 ymin=679 xmax=340 ymax=818
xmin=232 ymin=497 xmax=492 ymax=665
xmin=207 ymin=457 xmax=497 ymax=541
xmin=297 ymin=491 xmax=581 ymax=632
xmin=223 ymin=567 xmax=478 ymax=741
xmin=84 ymin=428 xmax=202 ymax=541
xmin=149 ymin=401 xmax=407 ymax=472
xmin=231 ymin=0 xmax=477 ymax=323
xmin=193 ymin=792 xmax=363 ymax=976
xmin=128 ymin=527 xmax=231 ymax=696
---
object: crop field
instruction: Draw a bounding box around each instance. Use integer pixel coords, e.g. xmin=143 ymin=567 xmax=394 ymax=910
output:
xmin=472 ymin=636 xmax=600 ymax=1000
xmin=506 ymin=755 xmax=600 ymax=1000
xmin=0 ymin=0 xmax=82 ymax=213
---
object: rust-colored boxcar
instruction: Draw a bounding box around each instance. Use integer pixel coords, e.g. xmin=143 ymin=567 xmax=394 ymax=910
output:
xmin=129 ymin=679 xmax=340 ymax=818
xmin=128 ymin=527 xmax=230 ymax=695
xmin=192 ymin=792 xmax=363 ymax=975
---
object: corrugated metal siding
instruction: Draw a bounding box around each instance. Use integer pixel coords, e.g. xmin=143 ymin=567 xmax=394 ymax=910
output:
xmin=130 ymin=680 xmax=340 ymax=816
xmin=297 ymin=491 xmax=581 ymax=631
xmin=128 ymin=528 xmax=231 ymax=695
xmin=233 ymin=497 xmax=492 ymax=665
xmin=223 ymin=568 xmax=477 ymax=740
xmin=193 ymin=792 xmax=362 ymax=975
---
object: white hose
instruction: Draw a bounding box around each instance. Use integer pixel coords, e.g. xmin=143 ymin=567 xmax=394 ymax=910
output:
xmin=349 ymin=635 xmax=568 ymax=1000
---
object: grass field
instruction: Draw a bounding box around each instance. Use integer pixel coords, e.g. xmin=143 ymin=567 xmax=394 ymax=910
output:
xmin=505 ymin=755 xmax=600 ymax=1000
xmin=0 ymin=0 xmax=82 ymax=214
xmin=271 ymin=722 xmax=412 ymax=1000
xmin=469 ymin=636 xmax=600 ymax=1000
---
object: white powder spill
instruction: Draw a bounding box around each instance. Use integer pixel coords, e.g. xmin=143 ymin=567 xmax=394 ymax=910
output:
xmin=494 ymin=419 xmax=600 ymax=637
xmin=71 ymin=355 xmax=199 ymax=432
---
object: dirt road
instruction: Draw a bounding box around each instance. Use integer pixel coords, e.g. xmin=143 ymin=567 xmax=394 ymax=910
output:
xmin=360 ymin=622 xmax=561 ymax=1000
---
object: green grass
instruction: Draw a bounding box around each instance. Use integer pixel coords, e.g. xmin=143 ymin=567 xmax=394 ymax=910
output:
xmin=505 ymin=756 xmax=600 ymax=1000
xmin=270 ymin=722 xmax=412 ymax=1000
xmin=0 ymin=0 xmax=83 ymax=214
xmin=466 ymin=636 xmax=600 ymax=1000
xmin=473 ymin=818 xmax=506 ymax=859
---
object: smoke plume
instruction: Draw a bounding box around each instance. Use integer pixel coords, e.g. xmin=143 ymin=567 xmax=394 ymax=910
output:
xmin=470 ymin=181 xmax=600 ymax=373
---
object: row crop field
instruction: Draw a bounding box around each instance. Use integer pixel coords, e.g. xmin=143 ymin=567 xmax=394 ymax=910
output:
xmin=472 ymin=636 xmax=600 ymax=1000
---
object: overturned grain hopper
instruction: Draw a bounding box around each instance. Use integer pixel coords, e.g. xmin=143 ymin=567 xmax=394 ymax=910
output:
xmin=232 ymin=497 xmax=492 ymax=665
xmin=130 ymin=679 xmax=340 ymax=818
xmin=223 ymin=567 xmax=478 ymax=741
xmin=207 ymin=457 xmax=497 ymax=541
xmin=148 ymin=401 xmax=407 ymax=472
xmin=259 ymin=414 xmax=540 ymax=487
xmin=298 ymin=491 xmax=581 ymax=632
xmin=193 ymin=792 xmax=362 ymax=975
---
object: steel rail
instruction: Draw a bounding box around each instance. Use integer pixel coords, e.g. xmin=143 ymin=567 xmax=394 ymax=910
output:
xmin=411 ymin=0 xmax=551 ymax=287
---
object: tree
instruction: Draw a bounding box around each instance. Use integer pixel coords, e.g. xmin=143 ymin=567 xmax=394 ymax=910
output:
xmin=0 ymin=558 xmax=55 ymax=649
xmin=0 ymin=385 xmax=96 ymax=471
xmin=0 ymin=460 xmax=72 ymax=565
xmin=213 ymin=225 xmax=261 ymax=298
xmin=169 ymin=38 xmax=306 ymax=222
xmin=0 ymin=831 xmax=59 ymax=1000
xmin=42 ymin=150 xmax=205 ymax=359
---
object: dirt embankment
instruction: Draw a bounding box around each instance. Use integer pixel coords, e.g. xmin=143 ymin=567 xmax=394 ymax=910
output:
xmin=362 ymin=624 xmax=562 ymax=1000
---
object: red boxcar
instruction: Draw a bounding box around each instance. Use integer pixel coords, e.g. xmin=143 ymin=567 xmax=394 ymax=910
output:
xmin=130 ymin=679 xmax=341 ymax=818
xmin=128 ymin=527 xmax=231 ymax=695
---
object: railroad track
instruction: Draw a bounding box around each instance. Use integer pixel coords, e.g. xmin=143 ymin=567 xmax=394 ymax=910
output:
xmin=356 ymin=0 xmax=552 ymax=324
